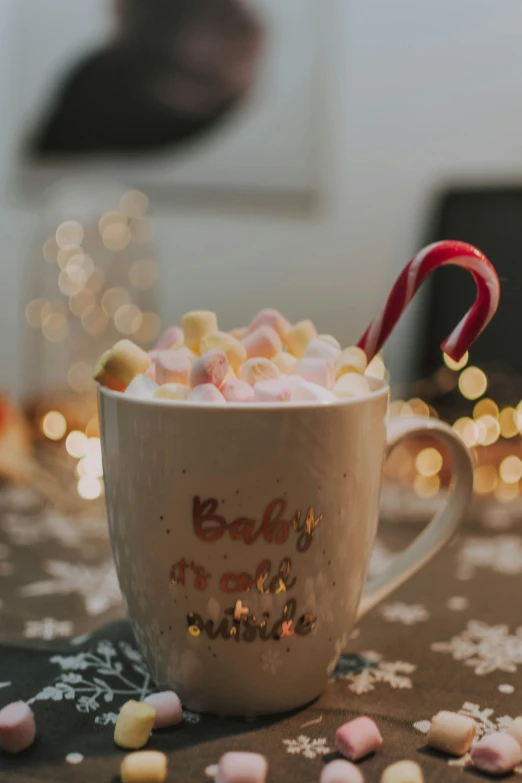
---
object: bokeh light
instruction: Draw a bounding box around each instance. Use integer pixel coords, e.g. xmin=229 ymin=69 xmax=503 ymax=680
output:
xmin=499 ymin=456 xmax=522 ymax=484
xmin=77 ymin=476 xmax=103 ymax=501
xmin=415 ymin=448 xmax=443 ymax=477
xmin=42 ymin=411 xmax=67 ymax=440
xmin=414 ymin=474 xmax=440 ymax=498
xmin=458 ymin=367 xmax=488 ymax=400
xmin=65 ymin=431 xmax=88 ymax=459
xmin=443 ymin=351 xmax=469 ymax=371
xmin=473 ymin=464 xmax=498 ymax=495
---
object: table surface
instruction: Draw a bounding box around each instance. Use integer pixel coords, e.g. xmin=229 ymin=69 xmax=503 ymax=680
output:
xmin=0 ymin=483 xmax=521 ymax=782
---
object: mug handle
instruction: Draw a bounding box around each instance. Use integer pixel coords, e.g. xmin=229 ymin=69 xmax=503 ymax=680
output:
xmin=356 ymin=416 xmax=473 ymax=622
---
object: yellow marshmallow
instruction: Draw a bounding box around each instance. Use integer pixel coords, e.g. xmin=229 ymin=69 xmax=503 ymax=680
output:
xmin=381 ymin=760 xmax=424 ymax=783
xmin=181 ymin=311 xmax=218 ymax=352
xmin=121 ymin=751 xmax=168 ymax=783
xmin=154 ymin=383 xmax=189 ymax=401
xmin=273 ymin=353 xmax=299 ymax=375
xmin=335 ymin=347 xmax=368 ymax=378
xmin=427 ymin=711 xmax=476 ymax=756
xmin=114 ymin=700 xmax=156 ymax=750
xmin=240 ymin=358 xmax=280 ymax=386
xmin=230 ymin=326 xmax=249 ymax=341
xmin=285 ymin=320 xmax=317 ymax=358
xmin=200 ymin=331 xmax=247 ymax=372
xmin=333 ymin=373 xmax=371 ymax=399
xmin=94 ymin=340 xmax=151 ymax=390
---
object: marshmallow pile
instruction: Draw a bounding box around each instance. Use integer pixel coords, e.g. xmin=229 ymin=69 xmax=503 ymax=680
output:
xmin=94 ymin=308 xmax=374 ymax=405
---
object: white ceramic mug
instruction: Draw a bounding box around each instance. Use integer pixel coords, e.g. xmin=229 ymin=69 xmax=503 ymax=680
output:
xmin=99 ymin=379 xmax=473 ymax=716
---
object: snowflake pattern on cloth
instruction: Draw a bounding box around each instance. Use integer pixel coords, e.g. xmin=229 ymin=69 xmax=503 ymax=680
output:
xmin=431 ymin=620 xmax=522 ymax=676
xmin=457 ymin=535 xmax=522 ymax=580
xmin=260 ymin=649 xmax=282 ymax=675
xmin=379 ymin=602 xmax=430 ymax=626
xmin=414 ymin=702 xmax=515 ymax=769
xmin=20 ymin=560 xmax=122 ymax=616
xmin=331 ymin=650 xmax=415 ymax=694
xmin=24 ymin=618 xmax=74 ymax=640
xmin=282 ymin=735 xmax=331 ymax=759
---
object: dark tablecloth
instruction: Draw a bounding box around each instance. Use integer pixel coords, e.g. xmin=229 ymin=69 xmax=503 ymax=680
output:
xmin=1 ymin=484 xmax=521 ymax=782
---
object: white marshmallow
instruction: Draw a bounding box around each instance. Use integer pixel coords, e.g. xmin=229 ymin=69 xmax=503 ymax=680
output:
xmin=124 ymin=375 xmax=158 ymax=400
xmin=290 ymin=380 xmax=337 ymax=403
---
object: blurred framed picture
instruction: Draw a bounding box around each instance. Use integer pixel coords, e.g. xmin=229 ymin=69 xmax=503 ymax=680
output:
xmin=12 ymin=0 xmax=324 ymax=207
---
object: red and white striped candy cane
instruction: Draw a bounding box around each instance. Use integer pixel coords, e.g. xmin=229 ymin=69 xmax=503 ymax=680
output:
xmin=358 ymin=240 xmax=500 ymax=363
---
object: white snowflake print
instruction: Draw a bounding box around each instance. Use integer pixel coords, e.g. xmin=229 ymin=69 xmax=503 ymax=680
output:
xmin=260 ymin=649 xmax=282 ymax=675
xmin=380 ymin=602 xmax=430 ymax=626
xmin=0 ymin=682 xmax=10 ymax=690
xmin=282 ymin=735 xmax=331 ymax=760
xmin=20 ymin=560 xmax=122 ymax=616
xmin=432 ymin=620 xmax=522 ymax=676
xmin=337 ymin=650 xmax=415 ymax=694
xmin=28 ymin=639 xmax=153 ymax=725
xmin=369 ymin=539 xmax=395 ymax=578
xmin=24 ymin=618 xmax=74 ymax=641
xmin=457 ymin=535 xmax=522 ymax=580
xmin=414 ymin=702 xmax=515 ymax=769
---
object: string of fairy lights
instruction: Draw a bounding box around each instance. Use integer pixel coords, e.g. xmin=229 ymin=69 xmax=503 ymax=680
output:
xmin=24 ymin=195 xmax=521 ymax=506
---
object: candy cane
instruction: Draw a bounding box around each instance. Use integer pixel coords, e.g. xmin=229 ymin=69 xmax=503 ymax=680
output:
xmin=358 ymin=240 xmax=500 ymax=363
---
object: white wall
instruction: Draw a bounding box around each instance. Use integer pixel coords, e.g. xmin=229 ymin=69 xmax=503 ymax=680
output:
xmin=1 ymin=0 xmax=522 ymax=396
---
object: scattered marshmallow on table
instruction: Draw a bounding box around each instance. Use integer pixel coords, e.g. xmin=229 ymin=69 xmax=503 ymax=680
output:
xmin=336 ymin=716 xmax=383 ymax=761
xmin=94 ymin=340 xmax=151 ymax=390
xmin=320 ymin=759 xmax=364 ymax=783
xmin=187 ymin=384 xmax=227 ymax=404
xmin=285 ymin=319 xmax=317 ymax=358
xmin=426 ymin=710 xmax=476 ymax=756
xmin=0 ymin=701 xmax=36 ymax=754
xmin=254 ymin=379 xmax=291 ymax=402
xmin=240 ymin=358 xmax=280 ymax=386
xmin=333 ymin=373 xmax=371 ymax=399
xmin=215 ymin=752 xmax=268 ymax=783
xmin=190 ymin=350 xmax=229 ymax=388
xmin=114 ymin=700 xmax=156 ymax=750
xmin=120 ymin=750 xmax=168 ymax=783
xmin=380 ymin=760 xmax=424 ymax=783
xmin=298 ymin=357 xmax=335 ymax=389
xmin=507 ymin=716 xmax=522 ymax=746
xmin=242 ymin=325 xmax=282 ymax=360
xmin=155 ymin=350 xmax=192 ymax=386
xmin=200 ymin=331 xmax=247 ymax=372
xmin=155 ymin=325 xmax=183 ymax=350
xmin=249 ymin=308 xmax=291 ymax=340
xmin=182 ymin=310 xmax=218 ymax=352
xmin=124 ymin=375 xmax=158 ymax=400
xmin=470 ymin=732 xmax=522 ymax=776
xmin=222 ymin=378 xmax=255 ymax=402
xmin=305 ymin=336 xmax=342 ymax=362
xmin=143 ymin=691 xmax=182 ymax=728
xmin=154 ymin=383 xmax=189 ymax=401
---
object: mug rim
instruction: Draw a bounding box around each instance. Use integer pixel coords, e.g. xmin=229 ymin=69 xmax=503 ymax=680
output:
xmin=98 ymin=376 xmax=390 ymax=411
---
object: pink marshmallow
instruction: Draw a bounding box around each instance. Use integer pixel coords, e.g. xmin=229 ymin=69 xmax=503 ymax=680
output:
xmin=0 ymin=701 xmax=36 ymax=754
xmin=297 ymin=358 xmax=335 ymax=389
xmin=216 ymin=752 xmax=268 ymax=783
xmin=304 ymin=337 xmax=342 ymax=363
xmin=144 ymin=691 xmax=183 ymax=729
xmin=242 ymin=326 xmax=282 ymax=360
xmin=320 ymin=760 xmax=364 ymax=783
xmin=249 ymin=308 xmax=291 ymax=340
xmin=156 ymin=325 xmax=183 ymax=350
xmin=253 ymin=380 xmax=291 ymax=402
xmin=222 ymin=378 xmax=255 ymax=403
xmin=156 ymin=350 xmax=192 ymax=386
xmin=290 ymin=380 xmax=337 ymax=402
xmin=470 ymin=732 xmax=522 ymax=775
xmin=187 ymin=384 xmax=227 ymax=404
xmin=190 ymin=350 xmax=229 ymax=389
xmin=336 ymin=716 xmax=383 ymax=761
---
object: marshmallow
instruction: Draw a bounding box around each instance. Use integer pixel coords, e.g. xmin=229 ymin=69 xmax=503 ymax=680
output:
xmin=335 ymin=347 xmax=367 ymax=378
xmin=94 ymin=340 xmax=151 ymax=390
xmin=222 ymin=379 xmax=255 ymax=402
xmin=121 ymin=751 xmax=168 ymax=783
xmin=272 ymin=352 xmax=299 ymax=375
xmin=289 ymin=380 xmax=336 ymax=403
xmin=242 ymin=326 xmax=282 ymax=360
xmin=427 ymin=711 xmax=476 ymax=756
xmin=249 ymin=308 xmax=291 ymax=340
xmin=297 ymin=358 xmax=335 ymax=389
xmin=380 ymin=761 xmax=424 ymax=783
xmin=155 ymin=326 xmax=183 ymax=350
xmin=254 ymin=380 xmax=291 ymax=402
xmin=507 ymin=716 xmax=522 ymax=746
xmin=318 ymin=334 xmax=341 ymax=349
xmin=470 ymin=732 xmax=522 ymax=775
xmin=320 ymin=760 xmax=364 ymax=783
xmin=336 ymin=716 xmax=383 ymax=761
xmin=0 ymin=701 xmax=36 ymax=754
xmin=143 ymin=691 xmax=183 ymax=729
xmin=154 ymin=383 xmax=189 ymax=401
xmin=240 ymin=358 xmax=280 ymax=386
xmin=333 ymin=373 xmax=371 ymax=399
xmin=305 ymin=337 xmax=342 ymax=362
xmin=229 ymin=326 xmax=249 ymax=341
xmin=114 ymin=700 xmax=156 ymax=750
xmin=216 ymin=752 xmax=268 ymax=783
xmin=124 ymin=375 xmax=158 ymax=400
xmin=201 ymin=331 xmax=247 ymax=372
xmin=285 ymin=320 xmax=317 ymax=358
xmin=187 ymin=384 xmax=227 ymax=404
xmin=190 ymin=350 xmax=229 ymax=388
xmin=182 ymin=311 xmax=218 ymax=352
xmin=155 ymin=350 xmax=192 ymax=386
